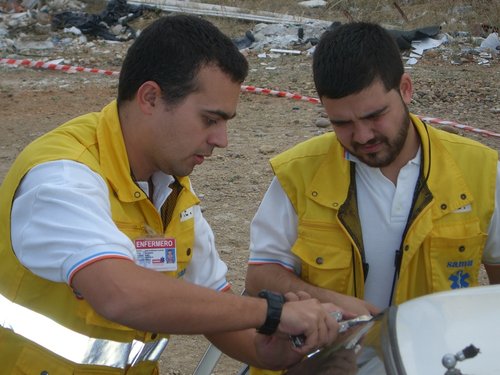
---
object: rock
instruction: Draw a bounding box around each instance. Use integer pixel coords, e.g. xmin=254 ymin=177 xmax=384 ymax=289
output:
xmin=315 ymin=117 xmax=331 ymax=128
xmin=259 ymin=145 xmax=276 ymax=154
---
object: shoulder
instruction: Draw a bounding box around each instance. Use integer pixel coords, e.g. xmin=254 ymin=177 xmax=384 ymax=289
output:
xmin=271 ymin=132 xmax=338 ymax=167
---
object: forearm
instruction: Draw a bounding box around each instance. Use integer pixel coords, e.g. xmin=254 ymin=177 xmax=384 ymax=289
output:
xmin=206 ymin=329 xmax=260 ymax=368
xmin=246 ymin=264 xmax=379 ymax=315
xmin=247 ymin=263 xmax=339 ymax=301
xmin=73 ymin=259 xmax=268 ymax=334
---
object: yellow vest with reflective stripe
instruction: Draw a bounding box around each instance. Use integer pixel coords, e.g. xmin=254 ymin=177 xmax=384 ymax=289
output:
xmin=0 ymin=101 xmax=199 ymax=374
xmin=250 ymin=114 xmax=497 ymax=375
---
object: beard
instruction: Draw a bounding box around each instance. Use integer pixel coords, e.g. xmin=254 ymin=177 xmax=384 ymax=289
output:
xmin=348 ymin=103 xmax=410 ymax=168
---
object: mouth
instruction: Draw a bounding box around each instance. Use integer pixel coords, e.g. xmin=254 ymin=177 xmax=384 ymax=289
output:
xmin=194 ymin=154 xmax=209 ymax=165
xmin=357 ymin=142 xmax=382 ymax=154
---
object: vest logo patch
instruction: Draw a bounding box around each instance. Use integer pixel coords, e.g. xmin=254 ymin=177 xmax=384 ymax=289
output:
xmin=447 ymin=260 xmax=473 ymax=268
xmin=449 ymin=270 xmax=470 ymax=289
xmin=452 ymin=204 xmax=471 ymax=213
xmin=180 ymin=207 xmax=194 ymax=222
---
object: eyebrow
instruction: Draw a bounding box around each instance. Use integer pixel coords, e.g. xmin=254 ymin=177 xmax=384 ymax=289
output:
xmin=330 ymin=105 xmax=388 ymax=125
xmin=205 ymin=109 xmax=237 ymax=120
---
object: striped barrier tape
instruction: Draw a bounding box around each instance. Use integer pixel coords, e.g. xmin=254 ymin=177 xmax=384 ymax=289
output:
xmin=239 ymin=85 xmax=500 ymax=138
xmin=0 ymin=58 xmax=119 ymax=76
xmin=2 ymin=57 xmax=499 ymax=138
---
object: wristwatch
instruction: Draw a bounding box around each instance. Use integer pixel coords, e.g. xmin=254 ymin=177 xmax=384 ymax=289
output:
xmin=257 ymin=289 xmax=286 ymax=335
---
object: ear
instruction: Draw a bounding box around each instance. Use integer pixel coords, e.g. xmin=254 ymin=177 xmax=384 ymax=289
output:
xmin=136 ymin=81 xmax=162 ymax=114
xmin=399 ymin=73 xmax=413 ymax=105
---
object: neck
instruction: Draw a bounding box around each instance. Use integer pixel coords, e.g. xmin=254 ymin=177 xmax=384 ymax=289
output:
xmin=119 ymin=103 xmax=154 ymax=181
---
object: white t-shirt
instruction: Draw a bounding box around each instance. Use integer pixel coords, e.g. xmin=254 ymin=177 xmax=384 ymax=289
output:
xmin=248 ymin=152 xmax=500 ymax=309
xmin=11 ymin=160 xmax=229 ymax=291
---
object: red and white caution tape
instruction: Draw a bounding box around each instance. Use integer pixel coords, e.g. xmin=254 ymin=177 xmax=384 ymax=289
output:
xmin=417 ymin=116 xmax=500 ymax=138
xmin=241 ymin=85 xmax=321 ymax=104
xmin=240 ymin=85 xmax=500 ymax=138
xmin=0 ymin=58 xmax=119 ymax=76
xmin=2 ymin=58 xmax=498 ymax=138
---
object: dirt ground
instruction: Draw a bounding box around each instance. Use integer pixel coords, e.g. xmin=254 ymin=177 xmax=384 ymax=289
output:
xmin=1 ymin=2 xmax=499 ymax=374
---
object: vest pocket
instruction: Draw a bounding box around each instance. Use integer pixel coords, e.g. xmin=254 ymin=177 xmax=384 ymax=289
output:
xmin=292 ymin=223 xmax=353 ymax=294
xmin=428 ymin=233 xmax=486 ymax=292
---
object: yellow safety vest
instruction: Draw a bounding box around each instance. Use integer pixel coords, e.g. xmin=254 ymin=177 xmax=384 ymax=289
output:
xmin=250 ymin=114 xmax=497 ymax=375
xmin=0 ymin=101 xmax=199 ymax=374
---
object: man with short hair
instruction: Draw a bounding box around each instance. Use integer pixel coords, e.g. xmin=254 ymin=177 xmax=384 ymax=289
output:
xmin=246 ymin=22 xmax=500 ymax=374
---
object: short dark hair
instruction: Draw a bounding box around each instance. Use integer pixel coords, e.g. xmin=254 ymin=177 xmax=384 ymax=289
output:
xmin=117 ymin=14 xmax=248 ymax=106
xmin=313 ymin=22 xmax=404 ymax=99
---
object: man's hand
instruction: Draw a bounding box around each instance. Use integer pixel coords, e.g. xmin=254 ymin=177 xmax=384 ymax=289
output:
xmin=329 ymin=291 xmax=380 ymax=316
xmin=254 ymin=334 xmax=304 ymax=370
xmin=254 ymin=291 xmax=341 ymax=369
xmin=279 ymin=292 xmax=340 ymax=355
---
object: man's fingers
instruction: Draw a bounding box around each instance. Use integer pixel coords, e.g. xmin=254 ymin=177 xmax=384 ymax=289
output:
xmin=289 ymin=302 xmax=340 ymax=352
xmin=296 ymin=290 xmax=312 ymax=300
xmin=284 ymin=291 xmax=312 ymax=302
xmin=283 ymin=291 xmax=299 ymax=302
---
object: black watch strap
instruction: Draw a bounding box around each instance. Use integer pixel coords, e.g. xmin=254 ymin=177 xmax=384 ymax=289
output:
xmin=257 ymin=290 xmax=285 ymax=335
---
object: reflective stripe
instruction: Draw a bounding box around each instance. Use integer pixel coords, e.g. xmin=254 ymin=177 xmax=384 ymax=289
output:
xmin=0 ymin=293 xmax=168 ymax=368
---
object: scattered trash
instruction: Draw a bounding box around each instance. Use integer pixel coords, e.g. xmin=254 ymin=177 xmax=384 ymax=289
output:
xmin=386 ymin=25 xmax=442 ymax=50
xmin=269 ymin=48 xmax=301 ymax=55
xmin=298 ymin=0 xmax=326 ymax=9
xmin=407 ymin=33 xmax=448 ymax=65
xmin=51 ymin=0 xmax=148 ymax=41
xmin=232 ymin=30 xmax=255 ymax=50
xmin=0 ymin=0 xmax=498 ymax=71
xmin=247 ymin=21 xmax=329 ymax=51
xmin=127 ymin=0 xmax=327 ymax=25
xmin=480 ymin=32 xmax=500 ymax=54
xmin=479 ymin=23 xmax=500 ymax=37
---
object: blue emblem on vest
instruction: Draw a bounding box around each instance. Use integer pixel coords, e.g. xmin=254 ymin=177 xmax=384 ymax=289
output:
xmin=449 ymin=270 xmax=470 ymax=289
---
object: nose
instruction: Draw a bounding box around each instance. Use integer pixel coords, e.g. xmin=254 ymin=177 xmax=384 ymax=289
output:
xmin=352 ymin=121 xmax=375 ymax=144
xmin=208 ymin=121 xmax=228 ymax=148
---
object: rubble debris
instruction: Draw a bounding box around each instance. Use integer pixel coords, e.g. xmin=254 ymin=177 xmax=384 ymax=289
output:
xmin=386 ymin=25 xmax=442 ymax=50
xmin=232 ymin=30 xmax=255 ymax=50
xmin=480 ymin=32 xmax=500 ymax=54
xmin=0 ymin=0 xmax=24 ymax=12
xmin=127 ymin=0 xmax=329 ymax=25
xmin=298 ymin=0 xmax=326 ymax=9
xmin=51 ymin=0 xmax=148 ymax=41
xmin=0 ymin=0 xmax=498 ymax=71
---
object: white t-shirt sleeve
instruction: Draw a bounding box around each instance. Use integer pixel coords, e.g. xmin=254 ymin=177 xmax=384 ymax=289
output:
xmin=182 ymin=205 xmax=229 ymax=291
xmin=11 ymin=160 xmax=136 ymax=284
xmin=248 ymin=177 xmax=300 ymax=273
xmin=482 ymin=161 xmax=500 ymax=265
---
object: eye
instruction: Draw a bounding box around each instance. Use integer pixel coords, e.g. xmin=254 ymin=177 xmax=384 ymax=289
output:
xmin=368 ymin=113 xmax=383 ymax=120
xmin=205 ymin=117 xmax=218 ymax=126
xmin=331 ymin=121 xmax=351 ymax=128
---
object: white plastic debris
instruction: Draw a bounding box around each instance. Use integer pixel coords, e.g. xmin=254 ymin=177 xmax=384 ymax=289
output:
xmin=298 ymin=0 xmax=326 ymax=8
xmin=480 ymin=33 xmax=500 ymax=54
xmin=269 ymin=48 xmax=301 ymax=55
xmin=407 ymin=34 xmax=448 ymax=65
